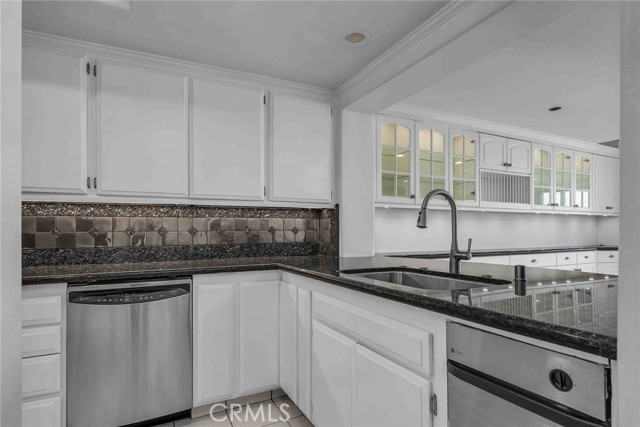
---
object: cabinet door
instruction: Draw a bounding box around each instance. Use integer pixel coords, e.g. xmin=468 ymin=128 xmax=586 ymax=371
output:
xmin=593 ymin=155 xmax=619 ymax=214
xmin=96 ymin=59 xmax=188 ymax=197
xmin=450 ymin=129 xmax=479 ymax=206
xmin=574 ymin=153 xmax=592 ymax=211
xmin=311 ymin=321 xmax=354 ymax=427
xmin=194 ymin=282 xmax=236 ymax=405
xmin=22 ymin=396 xmax=62 ymax=427
xmin=416 ymin=123 xmax=448 ymax=202
xmin=597 ymin=263 xmax=618 ymax=276
xmin=22 ymin=354 xmax=61 ymax=398
xmin=297 ymin=288 xmax=312 ymax=417
xmin=22 ymin=46 xmax=89 ymax=194
xmin=479 ymin=134 xmax=507 ymax=171
xmin=279 ymin=282 xmax=297 ymax=402
xmin=532 ymin=144 xmax=554 ymax=210
xmin=507 ymin=139 xmax=531 ymax=174
xmin=377 ymin=116 xmax=415 ymax=204
xmin=353 ymin=345 xmax=431 ymax=427
xmin=270 ymin=95 xmax=332 ymax=203
xmin=191 ymin=79 xmax=264 ymax=200
xmin=238 ymin=281 xmax=280 ymax=395
xmin=554 ymin=149 xmax=574 ymax=211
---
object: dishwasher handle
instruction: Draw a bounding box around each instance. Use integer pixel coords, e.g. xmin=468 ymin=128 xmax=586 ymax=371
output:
xmin=69 ymin=283 xmax=190 ymax=305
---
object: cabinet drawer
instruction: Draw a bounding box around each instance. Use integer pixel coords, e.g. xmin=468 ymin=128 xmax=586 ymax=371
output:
xmin=22 ymin=296 xmax=62 ymax=327
xmin=577 ymin=251 xmax=597 ymax=265
xmin=22 ymin=396 xmax=62 ymax=427
xmin=313 ymin=294 xmax=432 ymax=376
xmin=574 ymin=263 xmax=596 ymax=273
xmin=556 ymin=264 xmax=578 ymax=272
xmin=510 ymin=253 xmax=557 ymax=267
xmin=22 ymin=326 xmax=61 ymax=358
xmin=22 ymin=354 xmax=61 ymax=399
xmin=597 ymin=251 xmax=619 ymax=263
xmin=556 ymin=252 xmax=577 ymax=266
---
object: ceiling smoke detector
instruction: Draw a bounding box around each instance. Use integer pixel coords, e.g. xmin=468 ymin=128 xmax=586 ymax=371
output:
xmin=343 ymin=30 xmax=370 ymax=47
xmin=548 ymin=106 xmax=562 ymax=112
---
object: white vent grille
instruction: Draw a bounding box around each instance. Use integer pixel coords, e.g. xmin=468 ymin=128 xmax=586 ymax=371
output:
xmin=480 ymin=171 xmax=531 ymax=205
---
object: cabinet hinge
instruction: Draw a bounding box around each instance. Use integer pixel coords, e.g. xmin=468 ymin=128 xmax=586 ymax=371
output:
xmin=93 ymin=64 xmax=97 ymax=77
xmin=430 ymin=393 xmax=438 ymax=416
xmin=264 ymin=186 xmax=267 ymax=197
xmin=86 ymin=63 xmax=90 ymax=75
xmin=87 ymin=177 xmax=91 ymax=189
xmin=263 ymin=95 xmax=266 ymax=105
xmin=94 ymin=177 xmax=97 ymax=189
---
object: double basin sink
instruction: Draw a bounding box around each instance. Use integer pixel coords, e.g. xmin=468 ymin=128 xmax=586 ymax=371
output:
xmin=340 ymin=267 xmax=511 ymax=292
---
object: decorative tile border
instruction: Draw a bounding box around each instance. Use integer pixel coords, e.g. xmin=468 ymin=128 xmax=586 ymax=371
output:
xmin=22 ymin=202 xmax=338 ymax=259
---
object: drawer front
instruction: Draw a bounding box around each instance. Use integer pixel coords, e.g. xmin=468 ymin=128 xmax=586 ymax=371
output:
xmin=510 ymin=253 xmax=557 ymax=267
xmin=577 ymin=251 xmax=597 ymax=265
xmin=22 ymin=354 xmax=61 ymax=399
xmin=574 ymin=263 xmax=596 ymax=273
xmin=556 ymin=264 xmax=578 ymax=272
xmin=22 ymin=296 xmax=62 ymax=327
xmin=556 ymin=252 xmax=577 ymax=266
xmin=22 ymin=396 xmax=62 ymax=427
xmin=597 ymin=250 xmax=619 ymax=263
xmin=22 ymin=326 xmax=61 ymax=359
xmin=313 ymin=294 xmax=432 ymax=376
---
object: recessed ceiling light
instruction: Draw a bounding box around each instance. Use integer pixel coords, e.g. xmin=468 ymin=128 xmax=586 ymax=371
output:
xmin=549 ymin=106 xmax=562 ymax=112
xmin=342 ymin=30 xmax=371 ymax=47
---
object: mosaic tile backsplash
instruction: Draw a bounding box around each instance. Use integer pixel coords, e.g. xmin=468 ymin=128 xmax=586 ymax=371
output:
xmin=22 ymin=202 xmax=338 ymax=256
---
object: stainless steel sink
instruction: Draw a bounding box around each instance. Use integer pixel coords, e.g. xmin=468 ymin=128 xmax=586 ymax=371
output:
xmin=341 ymin=268 xmax=507 ymax=291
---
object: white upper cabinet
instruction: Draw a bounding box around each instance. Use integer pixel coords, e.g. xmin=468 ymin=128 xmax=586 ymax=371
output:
xmin=96 ymin=59 xmax=189 ymax=197
xmin=593 ymin=155 xmax=619 ymax=214
xmin=190 ymin=79 xmax=264 ymax=201
xmin=416 ymin=123 xmax=448 ymax=202
xmin=573 ymin=152 xmax=592 ymax=211
xmin=450 ymin=129 xmax=479 ymax=206
xmin=479 ymin=134 xmax=531 ymax=174
xmin=553 ymin=148 xmax=575 ymax=211
xmin=532 ymin=144 xmax=554 ymax=210
xmin=270 ymin=94 xmax=333 ymax=204
xmin=377 ymin=116 xmax=415 ymax=204
xmin=22 ymin=46 xmax=89 ymax=194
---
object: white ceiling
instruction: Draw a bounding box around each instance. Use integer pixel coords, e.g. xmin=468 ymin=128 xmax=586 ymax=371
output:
xmin=22 ymin=0 xmax=447 ymax=89
xmin=401 ymin=1 xmax=620 ymax=144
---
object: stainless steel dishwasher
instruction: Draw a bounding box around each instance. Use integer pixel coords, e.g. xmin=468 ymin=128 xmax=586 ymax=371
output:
xmin=447 ymin=322 xmax=611 ymax=427
xmin=67 ymin=278 xmax=192 ymax=427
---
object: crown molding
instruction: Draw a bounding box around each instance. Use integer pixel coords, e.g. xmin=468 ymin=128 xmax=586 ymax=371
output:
xmin=386 ymin=103 xmax=620 ymax=158
xmin=335 ymin=1 xmax=474 ymax=96
xmin=23 ymin=30 xmax=334 ymax=103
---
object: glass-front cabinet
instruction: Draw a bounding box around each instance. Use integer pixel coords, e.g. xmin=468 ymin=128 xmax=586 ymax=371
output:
xmin=554 ymin=149 xmax=574 ymax=211
xmin=450 ymin=129 xmax=479 ymax=206
xmin=377 ymin=116 xmax=450 ymax=205
xmin=378 ymin=116 xmax=414 ymax=203
xmin=574 ymin=153 xmax=592 ymax=211
xmin=532 ymin=145 xmax=553 ymax=209
xmin=417 ymin=123 xmax=448 ymax=200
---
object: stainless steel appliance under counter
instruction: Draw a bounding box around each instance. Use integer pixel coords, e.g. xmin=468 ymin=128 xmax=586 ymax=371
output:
xmin=67 ymin=278 xmax=192 ymax=427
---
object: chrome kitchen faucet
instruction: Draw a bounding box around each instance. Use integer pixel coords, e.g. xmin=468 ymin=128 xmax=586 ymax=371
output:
xmin=417 ymin=189 xmax=472 ymax=275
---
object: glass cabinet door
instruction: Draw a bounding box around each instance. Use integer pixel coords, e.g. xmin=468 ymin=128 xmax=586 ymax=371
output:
xmin=574 ymin=154 xmax=591 ymax=209
xmin=554 ymin=150 xmax=573 ymax=209
xmin=450 ymin=129 xmax=478 ymax=204
xmin=532 ymin=146 xmax=553 ymax=209
xmin=379 ymin=117 xmax=413 ymax=201
xmin=417 ymin=124 xmax=447 ymax=200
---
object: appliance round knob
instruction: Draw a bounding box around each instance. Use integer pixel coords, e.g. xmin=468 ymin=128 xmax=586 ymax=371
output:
xmin=549 ymin=369 xmax=573 ymax=392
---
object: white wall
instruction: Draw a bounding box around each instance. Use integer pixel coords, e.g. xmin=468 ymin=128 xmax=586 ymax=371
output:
xmin=339 ymin=110 xmax=376 ymax=257
xmin=597 ymin=216 xmax=619 ymax=246
xmin=0 ymin=2 xmax=22 ymax=425
xmin=375 ymin=208 xmax=599 ymax=253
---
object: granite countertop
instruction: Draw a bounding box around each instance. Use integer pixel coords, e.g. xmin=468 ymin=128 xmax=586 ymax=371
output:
xmin=22 ymin=253 xmax=617 ymax=359
xmin=381 ymin=244 xmax=619 ymax=259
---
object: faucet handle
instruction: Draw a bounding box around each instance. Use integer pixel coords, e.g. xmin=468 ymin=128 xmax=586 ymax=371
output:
xmin=465 ymin=238 xmax=472 ymax=260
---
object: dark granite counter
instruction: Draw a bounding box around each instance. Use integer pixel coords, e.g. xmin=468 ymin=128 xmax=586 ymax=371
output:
xmin=22 ymin=254 xmax=617 ymax=359
xmin=381 ymin=244 xmax=618 ymax=259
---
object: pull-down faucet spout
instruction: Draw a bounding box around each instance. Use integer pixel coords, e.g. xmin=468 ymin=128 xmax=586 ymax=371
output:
xmin=417 ymin=189 xmax=472 ymax=275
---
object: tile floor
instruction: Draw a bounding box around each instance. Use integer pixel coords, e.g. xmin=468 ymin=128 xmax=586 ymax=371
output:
xmin=155 ymin=396 xmax=313 ymax=427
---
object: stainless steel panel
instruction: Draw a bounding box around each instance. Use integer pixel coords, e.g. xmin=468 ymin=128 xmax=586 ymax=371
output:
xmin=67 ymin=280 xmax=192 ymax=427
xmin=448 ymin=372 xmax=562 ymax=427
xmin=343 ymin=271 xmax=488 ymax=291
xmin=446 ymin=323 xmax=607 ymax=421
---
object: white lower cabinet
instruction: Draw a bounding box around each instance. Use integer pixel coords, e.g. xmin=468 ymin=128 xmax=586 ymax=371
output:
xmin=22 ymin=396 xmax=62 ymax=427
xmin=22 ymin=284 xmax=66 ymax=427
xmin=279 ymin=282 xmax=298 ymax=402
xmin=193 ymin=272 xmax=280 ymax=407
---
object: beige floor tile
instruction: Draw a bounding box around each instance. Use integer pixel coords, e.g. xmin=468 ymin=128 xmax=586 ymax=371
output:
xmin=175 ymin=413 xmax=232 ymax=427
xmin=273 ymin=397 xmax=302 ymax=419
xmin=227 ymin=401 xmax=284 ymax=427
xmin=192 ymin=401 xmax=227 ymax=419
xmin=227 ymin=391 xmax=272 ymax=407
xmin=271 ymin=388 xmax=286 ymax=399
xmin=287 ymin=415 xmax=313 ymax=427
